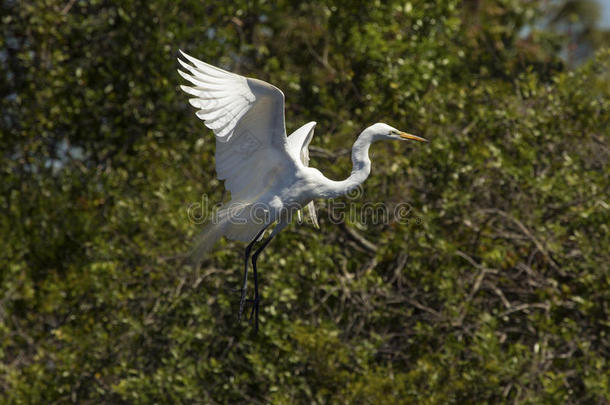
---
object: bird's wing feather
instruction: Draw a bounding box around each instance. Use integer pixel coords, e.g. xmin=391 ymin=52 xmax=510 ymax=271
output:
xmin=287 ymin=122 xmax=319 ymax=228
xmin=178 ymin=50 xmax=293 ymax=201
xmin=286 ymin=121 xmax=316 ymax=163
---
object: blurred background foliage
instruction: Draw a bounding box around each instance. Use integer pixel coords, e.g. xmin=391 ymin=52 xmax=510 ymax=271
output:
xmin=1 ymin=0 xmax=609 ymax=403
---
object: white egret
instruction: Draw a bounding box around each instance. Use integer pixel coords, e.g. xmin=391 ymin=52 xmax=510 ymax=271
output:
xmin=178 ymin=50 xmax=427 ymax=331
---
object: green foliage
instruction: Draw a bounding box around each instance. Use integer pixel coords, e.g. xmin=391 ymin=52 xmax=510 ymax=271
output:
xmin=1 ymin=0 xmax=608 ymax=403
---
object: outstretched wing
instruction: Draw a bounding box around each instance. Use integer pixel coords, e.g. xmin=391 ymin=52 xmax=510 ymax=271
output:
xmin=178 ymin=50 xmax=293 ymax=201
xmin=287 ymin=122 xmax=319 ymax=229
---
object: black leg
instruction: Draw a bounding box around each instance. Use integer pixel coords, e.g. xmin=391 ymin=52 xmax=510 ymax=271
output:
xmin=249 ymin=233 xmax=275 ymax=334
xmin=238 ymin=227 xmax=267 ymax=322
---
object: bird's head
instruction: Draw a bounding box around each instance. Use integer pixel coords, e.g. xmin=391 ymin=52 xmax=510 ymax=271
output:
xmin=366 ymin=123 xmax=428 ymax=143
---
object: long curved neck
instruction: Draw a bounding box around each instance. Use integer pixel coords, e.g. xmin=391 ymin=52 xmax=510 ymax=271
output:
xmin=319 ymin=130 xmax=374 ymax=198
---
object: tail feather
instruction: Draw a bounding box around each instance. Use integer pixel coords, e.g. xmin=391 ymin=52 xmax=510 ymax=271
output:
xmin=187 ymin=203 xmax=269 ymax=266
xmin=187 ymin=219 xmax=226 ymax=266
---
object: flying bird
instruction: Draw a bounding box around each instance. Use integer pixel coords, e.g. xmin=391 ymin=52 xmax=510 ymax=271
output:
xmin=178 ymin=50 xmax=427 ymax=332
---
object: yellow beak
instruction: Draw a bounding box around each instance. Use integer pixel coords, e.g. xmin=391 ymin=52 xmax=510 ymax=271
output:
xmin=399 ymin=132 xmax=428 ymax=142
